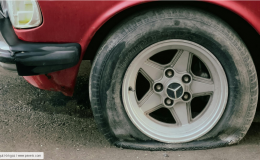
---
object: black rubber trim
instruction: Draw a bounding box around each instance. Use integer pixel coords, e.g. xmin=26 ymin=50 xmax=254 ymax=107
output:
xmin=0 ymin=18 xmax=81 ymax=76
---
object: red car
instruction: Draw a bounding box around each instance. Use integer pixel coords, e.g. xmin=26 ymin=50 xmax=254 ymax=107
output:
xmin=0 ymin=0 xmax=259 ymax=150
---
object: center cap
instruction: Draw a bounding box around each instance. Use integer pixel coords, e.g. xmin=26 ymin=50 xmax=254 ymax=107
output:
xmin=167 ymin=83 xmax=184 ymax=99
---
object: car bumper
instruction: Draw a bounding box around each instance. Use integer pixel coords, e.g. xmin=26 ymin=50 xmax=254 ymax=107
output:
xmin=0 ymin=17 xmax=81 ymax=76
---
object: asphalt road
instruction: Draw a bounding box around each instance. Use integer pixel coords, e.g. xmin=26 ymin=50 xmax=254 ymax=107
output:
xmin=0 ymin=61 xmax=259 ymax=160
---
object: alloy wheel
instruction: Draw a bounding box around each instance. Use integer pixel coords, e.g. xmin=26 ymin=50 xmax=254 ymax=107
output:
xmin=122 ymin=40 xmax=228 ymax=143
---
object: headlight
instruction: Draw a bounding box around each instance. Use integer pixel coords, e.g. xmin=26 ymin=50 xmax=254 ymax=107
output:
xmin=1 ymin=0 xmax=42 ymax=29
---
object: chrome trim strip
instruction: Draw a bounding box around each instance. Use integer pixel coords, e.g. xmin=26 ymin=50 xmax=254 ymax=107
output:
xmin=0 ymin=0 xmax=8 ymax=18
xmin=0 ymin=31 xmax=10 ymax=51
xmin=0 ymin=62 xmax=16 ymax=71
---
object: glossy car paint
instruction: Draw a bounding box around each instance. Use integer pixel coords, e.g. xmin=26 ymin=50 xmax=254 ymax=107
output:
xmin=14 ymin=1 xmax=260 ymax=96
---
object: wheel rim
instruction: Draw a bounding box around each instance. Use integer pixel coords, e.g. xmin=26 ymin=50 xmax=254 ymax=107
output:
xmin=122 ymin=40 xmax=228 ymax=143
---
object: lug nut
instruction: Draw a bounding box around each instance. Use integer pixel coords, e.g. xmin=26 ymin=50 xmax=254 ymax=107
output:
xmin=165 ymin=98 xmax=174 ymax=106
xmin=154 ymin=83 xmax=163 ymax=92
xmin=182 ymin=75 xmax=191 ymax=83
xmin=165 ymin=69 xmax=174 ymax=78
xmin=182 ymin=92 xmax=191 ymax=101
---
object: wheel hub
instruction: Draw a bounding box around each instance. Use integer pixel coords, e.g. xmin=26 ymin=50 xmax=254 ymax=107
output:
xmin=154 ymin=68 xmax=193 ymax=108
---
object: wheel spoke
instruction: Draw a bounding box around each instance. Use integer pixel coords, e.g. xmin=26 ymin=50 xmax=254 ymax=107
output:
xmin=140 ymin=93 xmax=162 ymax=113
xmin=170 ymin=102 xmax=189 ymax=125
xmin=191 ymin=79 xmax=214 ymax=95
xmin=172 ymin=50 xmax=192 ymax=72
xmin=140 ymin=60 xmax=163 ymax=82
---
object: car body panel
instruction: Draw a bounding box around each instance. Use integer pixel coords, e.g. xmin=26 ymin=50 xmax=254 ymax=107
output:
xmin=17 ymin=0 xmax=260 ymax=96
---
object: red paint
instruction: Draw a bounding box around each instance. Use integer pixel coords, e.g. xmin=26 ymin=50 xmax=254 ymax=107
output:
xmin=15 ymin=1 xmax=260 ymax=96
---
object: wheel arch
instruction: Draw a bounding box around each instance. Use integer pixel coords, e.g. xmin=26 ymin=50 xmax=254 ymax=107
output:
xmin=84 ymin=1 xmax=260 ymax=84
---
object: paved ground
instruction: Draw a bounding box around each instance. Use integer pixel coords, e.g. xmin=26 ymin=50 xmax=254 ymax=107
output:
xmin=0 ymin=61 xmax=259 ymax=160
